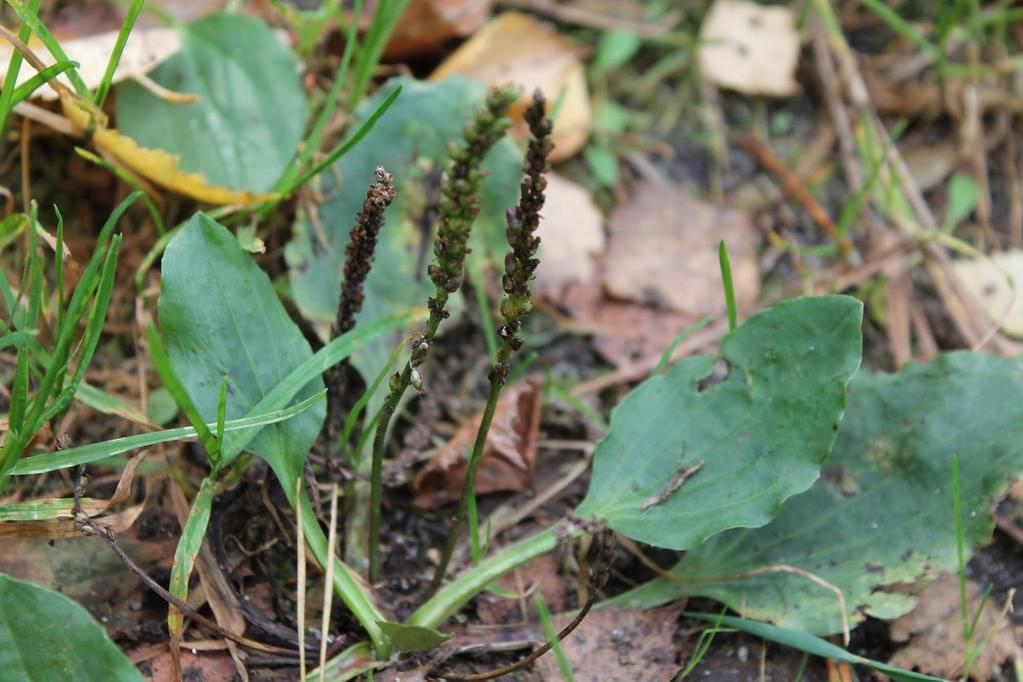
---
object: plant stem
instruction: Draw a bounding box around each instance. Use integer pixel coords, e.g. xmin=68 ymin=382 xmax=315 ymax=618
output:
xmin=411 ymin=525 xmax=567 ymax=630
xmin=365 ymin=86 xmax=518 ymax=582
xmin=429 ymin=336 xmax=512 ymax=591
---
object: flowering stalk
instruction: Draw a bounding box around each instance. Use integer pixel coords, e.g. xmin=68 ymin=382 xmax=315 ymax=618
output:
xmin=325 ymin=167 xmax=396 ymax=448
xmin=430 ymin=90 xmax=552 ymax=591
xmin=367 ymin=85 xmax=519 ymax=582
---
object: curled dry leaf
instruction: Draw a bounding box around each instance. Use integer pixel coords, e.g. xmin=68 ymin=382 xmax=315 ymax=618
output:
xmin=889 ymin=573 xmax=1017 ymax=681
xmin=0 ymin=29 xmax=182 ymax=101
xmin=534 ymin=604 xmax=683 ymax=681
xmin=603 ymin=182 xmax=759 ymax=317
xmin=60 ymin=93 xmax=273 ymax=205
xmin=951 ymin=250 xmax=1023 ymax=338
xmin=535 ymin=172 xmax=606 ymax=301
xmin=411 ymin=377 xmax=543 ymax=509
xmin=430 ymin=11 xmax=591 ymax=161
xmin=698 ymin=0 xmax=799 ymax=97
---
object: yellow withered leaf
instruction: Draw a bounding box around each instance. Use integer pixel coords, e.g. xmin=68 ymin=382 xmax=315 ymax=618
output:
xmin=60 ymin=93 xmax=274 ymax=206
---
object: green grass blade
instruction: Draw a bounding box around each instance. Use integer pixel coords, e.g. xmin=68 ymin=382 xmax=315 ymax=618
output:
xmin=0 ymin=0 xmax=39 ymax=139
xmin=341 ymin=341 xmax=403 ymax=459
xmin=349 ymin=0 xmax=410 ymax=106
xmin=93 ymin=0 xmax=144 ymax=106
xmin=683 ymin=612 xmax=945 ymax=682
xmin=10 ymin=60 xmax=77 ymax=104
xmin=75 ymin=148 xmax=165 ymax=235
xmin=54 ymin=206 xmax=64 ymax=334
xmin=274 ymin=0 xmax=363 ymax=194
xmin=220 ymin=308 xmax=423 ymax=462
xmin=290 ymin=84 xmax=402 ymax=192
xmin=12 ymin=391 xmax=326 ymax=476
xmin=8 ymin=342 xmax=30 ymax=431
xmin=146 ymin=324 xmax=222 ymax=467
xmin=534 ymin=593 xmax=574 ymax=681
xmin=718 ymin=240 xmax=737 ymax=331
xmin=5 ymin=0 xmax=90 ymax=97
xmin=33 ymin=234 xmax=122 ymax=428
xmin=167 ymin=476 xmax=216 ymax=632
xmin=654 ymin=316 xmax=713 ymax=375
xmin=952 ymin=454 xmax=970 ymax=644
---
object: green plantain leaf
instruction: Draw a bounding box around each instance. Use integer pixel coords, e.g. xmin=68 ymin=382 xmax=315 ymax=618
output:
xmin=159 ymin=213 xmax=325 ymax=475
xmin=575 ymin=295 xmax=863 ymax=550
xmin=284 ymin=76 xmax=521 ymax=390
xmin=611 ymin=353 xmax=1023 ymax=635
xmin=116 ymin=14 xmax=306 ymax=193
xmin=0 ymin=573 xmax=143 ymax=681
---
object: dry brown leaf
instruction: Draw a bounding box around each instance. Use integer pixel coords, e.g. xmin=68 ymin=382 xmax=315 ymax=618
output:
xmin=603 ymin=182 xmax=759 ymax=317
xmin=535 ymin=604 xmax=683 ymax=680
xmin=143 ymin=649 xmax=237 ymax=682
xmin=384 ymin=0 xmax=493 ymax=58
xmin=477 ymin=554 xmax=567 ymax=625
xmin=951 ymin=250 xmax=1023 ymax=338
xmin=889 ymin=573 xmax=1017 ymax=680
xmin=535 ymin=172 xmax=605 ymax=300
xmin=59 ymin=93 xmax=273 ymax=205
xmin=0 ymin=29 xmax=182 ymax=101
xmin=412 ymin=377 xmax=542 ymax=509
xmin=561 ymin=281 xmax=701 ymax=367
xmin=698 ymin=0 xmax=799 ymax=97
xmin=429 ymin=11 xmax=591 ymax=161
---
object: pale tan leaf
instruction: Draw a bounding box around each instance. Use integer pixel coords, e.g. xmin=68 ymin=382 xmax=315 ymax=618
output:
xmin=698 ymin=0 xmax=799 ymax=97
xmin=0 ymin=29 xmax=182 ymax=101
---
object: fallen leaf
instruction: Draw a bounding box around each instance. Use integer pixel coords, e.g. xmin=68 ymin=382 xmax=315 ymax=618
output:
xmin=561 ymin=281 xmax=700 ymax=367
xmin=535 ymin=604 xmax=683 ymax=680
xmin=384 ymin=0 xmax=493 ymax=58
xmin=60 ymin=93 xmax=273 ymax=205
xmin=951 ymin=250 xmax=1023 ymax=338
xmin=535 ymin=172 xmax=606 ymax=301
xmin=889 ymin=573 xmax=1017 ymax=681
xmin=0 ymin=29 xmax=181 ymax=101
xmin=143 ymin=649 xmax=237 ymax=682
xmin=430 ymin=11 xmax=591 ymax=161
xmin=697 ymin=0 xmax=799 ymax=97
xmin=412 ymin=377 xmax=543 ymax=508
xmin=603 ymin=182 xmax=759 ymax=317
xmin=477 ymin=555 xmax=567 ymax=625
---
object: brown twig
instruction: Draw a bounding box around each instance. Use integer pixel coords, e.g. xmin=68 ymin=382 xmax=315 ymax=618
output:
xmin=74 ymin=505 xmax=297 ymax=655
xmin=731 ymin=132 xmax=853 ymax=257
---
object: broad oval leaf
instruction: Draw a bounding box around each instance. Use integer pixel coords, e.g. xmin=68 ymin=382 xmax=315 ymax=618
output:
xmin=0 ymin=573 xmax=143 ymax=681
xmin=575 ymin=295 xmax=863 ymax=550
xmin=612 ymin=353 xmax=1023 ymax=635
xmin=116 ymin=14 xmax=306 ymax=193
xmin=158 ymin=212 xmax=325 ymax=481
xmin=284 ymin=76 xmax=521 ymax=384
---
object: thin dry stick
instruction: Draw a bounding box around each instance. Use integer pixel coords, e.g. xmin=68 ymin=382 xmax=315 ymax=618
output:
xmin=731 ymin=132 xmax=853 ymax=257
xmin=441 ymin=529 xmax=614 ymax=681
xmin=74 ymin=512 xmax=294 ymax=654
xmin=617 ymin=535 xmax=851 ymax=646
xmin=296 ymin=478 xmax=308 ymax=680
xmin=319 ymin=484 xmax=340 ymax=682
